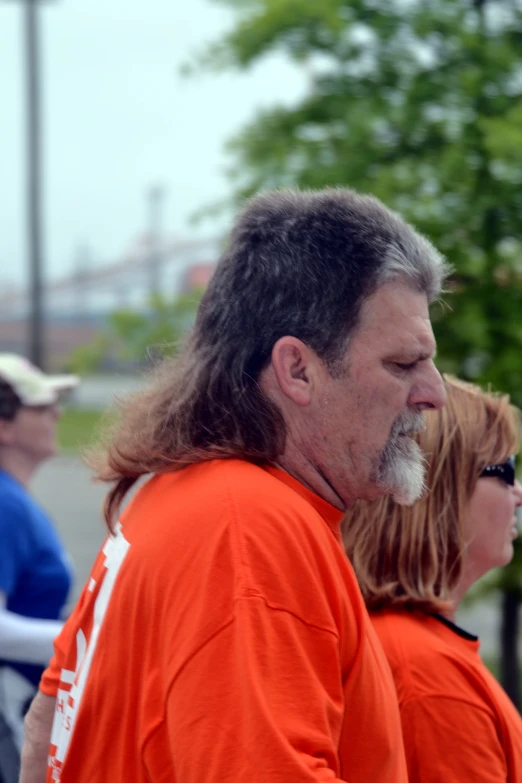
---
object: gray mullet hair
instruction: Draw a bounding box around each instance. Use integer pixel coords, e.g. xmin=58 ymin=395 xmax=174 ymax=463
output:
xmin=91 ymin=187 xmax=450 ymax=530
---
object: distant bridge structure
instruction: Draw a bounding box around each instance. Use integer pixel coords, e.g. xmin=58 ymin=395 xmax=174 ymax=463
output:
xmin=0 ymin=234 xmax=222 ymax=320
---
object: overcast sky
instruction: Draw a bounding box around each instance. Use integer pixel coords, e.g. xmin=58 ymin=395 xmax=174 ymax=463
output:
xmin=0 ymin=0 xmax=306 ymax=287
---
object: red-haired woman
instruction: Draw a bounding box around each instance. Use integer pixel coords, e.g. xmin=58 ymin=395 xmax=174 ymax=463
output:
xmin=344 ymin=376 xmax=522 ymax=783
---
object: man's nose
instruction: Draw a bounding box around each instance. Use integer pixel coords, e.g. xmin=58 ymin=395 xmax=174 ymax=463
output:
xmin=408 ymin=360 xmax=446 ymax=411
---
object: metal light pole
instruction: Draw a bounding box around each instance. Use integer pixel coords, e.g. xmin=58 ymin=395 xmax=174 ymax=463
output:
xmin=5 ymin=0 xmax=49 ymax=366
xmin=25 ymin=0 xmax=45 ymax=367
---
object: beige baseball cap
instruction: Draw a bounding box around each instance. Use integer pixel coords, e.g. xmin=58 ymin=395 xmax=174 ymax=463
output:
xmin=0 ymin=353 xmax=79 ymax=406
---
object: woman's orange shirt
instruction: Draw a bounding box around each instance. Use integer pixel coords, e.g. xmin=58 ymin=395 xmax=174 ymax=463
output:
xmin=372 ymin=609 xmax=522 ymax=783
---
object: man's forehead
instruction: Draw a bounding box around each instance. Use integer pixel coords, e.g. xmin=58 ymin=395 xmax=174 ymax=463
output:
xmin=356 ymin=283 xmax=436 ymax=351
xmin=364 ymin=315 xmax=436 ymax=354
xmin=362 ymin=281 xmax=431 ymax=319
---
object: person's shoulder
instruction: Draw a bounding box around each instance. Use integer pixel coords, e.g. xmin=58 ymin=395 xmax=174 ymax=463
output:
xmin=124 ymin=459 xmax=342 ymax=589
xmin=123 ymin=459 xmax=347 ymax=634
xmin=371 ymin=610 xmax=426 ymax=663
xmin=0 ymin=474 xmax=40 ymax=555
xmin=372 ymin=609 xmax=460 ymax=659
xmin=0 ymin=472 xmax=33 ymax=520
xmin=371 ymin=609 xmax=483 ymax=702
xmin=221 ymin=459 xmax=319 ymax=509
xmin=371 ymin=608 xmax=433 ymax=640
xmin=192 ymin=459 xmax=306 ymax=497
xmin=222 ymin=461 xmax=339 ymax=544
xmin=131 ymin=459 xmax=342 ymax=579
xmin=151 ymin=459 xmax=327 ymax=527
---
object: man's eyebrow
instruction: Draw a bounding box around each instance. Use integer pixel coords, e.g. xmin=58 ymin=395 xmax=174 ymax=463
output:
xmin=416 ymin=334 xmax=438 ymax=361
xmin=387 ymin=348 xmax=436 ymax=363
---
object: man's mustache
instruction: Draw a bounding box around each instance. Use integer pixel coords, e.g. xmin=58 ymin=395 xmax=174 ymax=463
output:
xmin=390 ymin=411 xmax=426 ymax=439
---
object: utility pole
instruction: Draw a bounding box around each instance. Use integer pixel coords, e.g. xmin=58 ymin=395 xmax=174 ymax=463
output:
xmin=6 ymin=0 xmax=50 ymax=367
xmin=25 ymin=0 xmax=47 ymax=367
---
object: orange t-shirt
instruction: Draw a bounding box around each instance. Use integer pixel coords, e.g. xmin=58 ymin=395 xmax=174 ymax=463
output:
xmin=41 ymin=460 xmax=407 ymax=783
xmin=371 ymin=609 xmax=522 ymax=783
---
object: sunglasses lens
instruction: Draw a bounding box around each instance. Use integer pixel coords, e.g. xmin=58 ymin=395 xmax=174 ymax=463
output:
xmin=480 ymin=457 xmax=516 ymax=485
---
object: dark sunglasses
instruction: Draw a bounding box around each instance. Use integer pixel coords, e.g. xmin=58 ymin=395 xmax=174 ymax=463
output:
xmin=480 ymin=455 xmax=516 ymax=486
xmin=0 ymin=382 xmax=22 ymax=421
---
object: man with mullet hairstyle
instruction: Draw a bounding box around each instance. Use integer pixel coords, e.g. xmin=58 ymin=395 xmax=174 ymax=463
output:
xmin=22 ymin=188 xmax=447 ymax=783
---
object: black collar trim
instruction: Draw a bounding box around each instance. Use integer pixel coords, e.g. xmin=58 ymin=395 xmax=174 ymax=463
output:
xmin=431 ymin=613 xmax=479 ymax=642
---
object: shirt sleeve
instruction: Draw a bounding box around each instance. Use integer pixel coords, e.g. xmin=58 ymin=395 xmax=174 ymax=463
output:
xmin=165 ymin=595 xmax=346 ymax=783
xmin=0 ymin=600 xmax=63 ymax=665
xmin=39 ymin=619 xmax=73 ymax=696
xmin=400 ymin=695 xmax=507 ymax=783
xmin=39 ymin=570 xmax=97 ymax=697
xmin=0 ymin=495 xmax=32 ymax=597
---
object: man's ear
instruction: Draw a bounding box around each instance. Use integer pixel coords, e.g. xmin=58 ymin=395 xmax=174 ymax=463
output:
xmin=270 ymin=336 xmax=323 ymax=406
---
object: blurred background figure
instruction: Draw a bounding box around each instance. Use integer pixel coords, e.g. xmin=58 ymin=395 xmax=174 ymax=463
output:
xmin=0 ymin=354 xmax=77 ymax=780
xmin=344 ymin=376 xmax=522 ymax=782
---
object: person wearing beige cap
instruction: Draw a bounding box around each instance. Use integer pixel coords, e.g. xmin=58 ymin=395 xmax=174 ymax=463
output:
xmin=0 ymin=354 xmax=78 ymax=783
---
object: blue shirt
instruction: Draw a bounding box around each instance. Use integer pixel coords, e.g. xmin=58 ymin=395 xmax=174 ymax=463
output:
xmin=0 ymin=468 xmax=72 ymax=685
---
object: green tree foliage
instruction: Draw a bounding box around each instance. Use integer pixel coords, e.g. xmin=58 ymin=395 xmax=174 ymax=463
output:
xmin=194 ymin=0 xmax=522 ymax=702
xmin=68 ymin=290 xmax=203 ymax=374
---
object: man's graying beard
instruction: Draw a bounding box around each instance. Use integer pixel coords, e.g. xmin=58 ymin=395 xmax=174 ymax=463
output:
xmin=375 ymin=410 xmax=427 ymax=506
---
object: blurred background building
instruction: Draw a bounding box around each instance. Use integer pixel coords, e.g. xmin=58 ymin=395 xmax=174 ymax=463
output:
xmin=0 ymin=234 xmax=219 ymax=368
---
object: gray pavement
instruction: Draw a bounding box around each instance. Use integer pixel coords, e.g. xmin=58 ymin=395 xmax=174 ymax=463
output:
xmin=32 ymin=456 xmax=107 ymax=605
xmin=32 ymin=454 xmax=503 ymax=658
